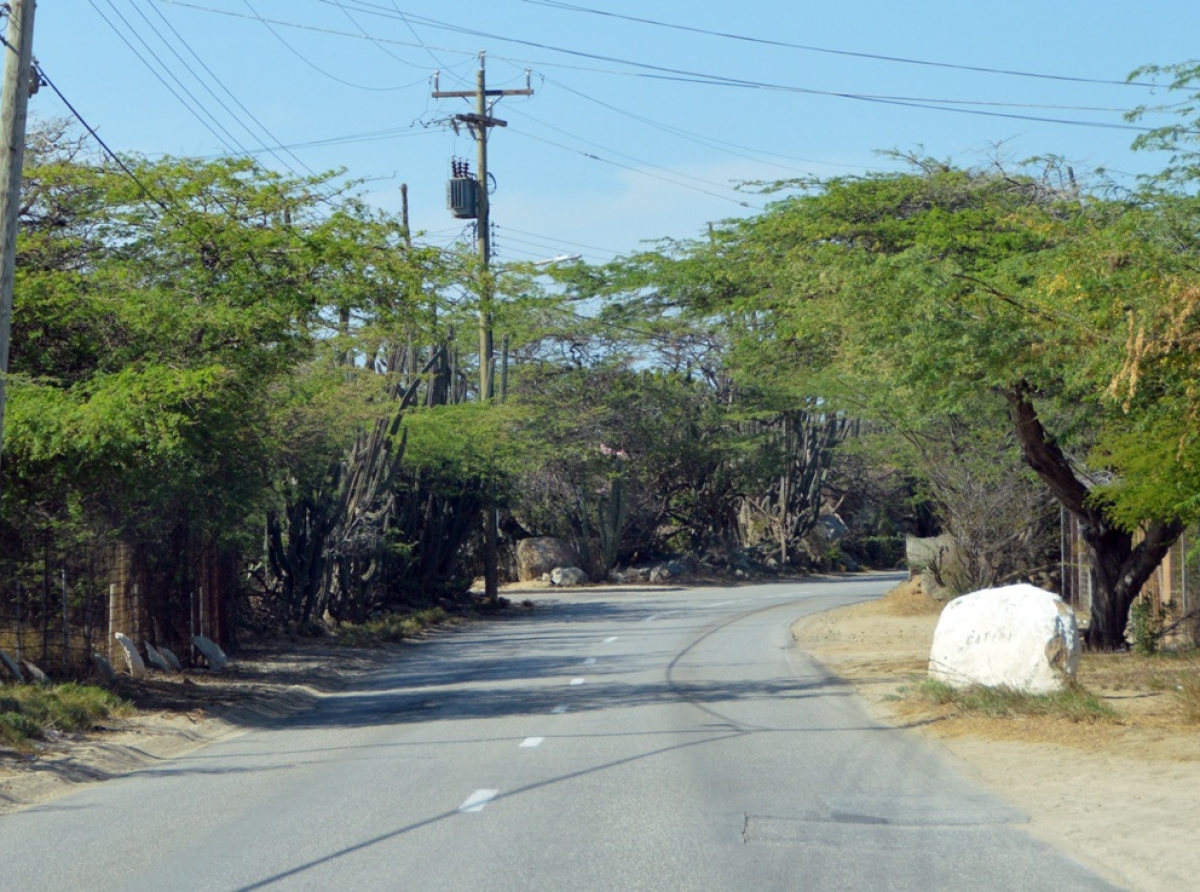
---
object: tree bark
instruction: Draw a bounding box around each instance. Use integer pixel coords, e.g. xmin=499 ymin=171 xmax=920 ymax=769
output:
xmin=1006 ymin=387 xmax=1182 ymax=648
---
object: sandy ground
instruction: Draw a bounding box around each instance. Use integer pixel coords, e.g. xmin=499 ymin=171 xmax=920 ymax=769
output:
xmin=0 ymin=639 xmax=411 ymax=816
xmin=2 ymin=585 xmax=1198 ymax=892
xmin=792 ymin=582 xmax=1200 ymax=892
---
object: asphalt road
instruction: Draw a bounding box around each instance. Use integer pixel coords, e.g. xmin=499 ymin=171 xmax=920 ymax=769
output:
xmin=0 ymin=576 xmax=1123 ymax=891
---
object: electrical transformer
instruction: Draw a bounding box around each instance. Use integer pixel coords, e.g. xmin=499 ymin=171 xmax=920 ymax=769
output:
xmin=447 ymin=176 xmax=479 ymax=219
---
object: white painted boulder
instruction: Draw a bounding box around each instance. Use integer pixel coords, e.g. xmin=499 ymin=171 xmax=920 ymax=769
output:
xmin=145 ymin=642 xmax=173 ymax=672
xmin=91 ymin=652 xmax=117 ymax=684
xmin=550 ymin=566 xmax=589 ymax=587
xmin=158 ymin=646 xmax=183 ymax=671
xmin=22 ymin=660 xmax=50 ymax=685
xmin=114 ymin=632 xmax=147 ymax=678
xmin=928 ymin=584 xmax=1080 ymax=695
xmin=192 ymin=635 xmax=227 ymax=672
xmin=0 ymin=648 xmax=23 ymax=682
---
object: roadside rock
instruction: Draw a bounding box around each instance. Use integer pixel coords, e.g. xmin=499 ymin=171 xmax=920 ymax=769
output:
xmin=516 ymin=537 xmax=583 ymax=582
xmin=550 ymin=566 xmax=589 ymax=587
xmin=928 ymin=584 xmax=1080 ymax=694
xmin=0 ymin=648 xmax=24 ymax=682
xmin=114 ymin=632 xmax=147 ymax=678
xmin=192 ymin=635 xmax=228 ymax=672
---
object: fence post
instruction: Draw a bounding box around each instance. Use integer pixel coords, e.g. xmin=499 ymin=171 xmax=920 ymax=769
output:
xmin=108 ymin=582 xmax=116 ymax=662
xmin=61 ymin=567 xmax=68 ymax=675
xmin=15 ymin=578 xmax=23 ymax=661
xmin=132 ymin=582 xmax=141 ymax=647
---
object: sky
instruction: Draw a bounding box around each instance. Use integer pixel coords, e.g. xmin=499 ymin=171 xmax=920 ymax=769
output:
xmin=26 ymin=1 xmax=1200 ymax=264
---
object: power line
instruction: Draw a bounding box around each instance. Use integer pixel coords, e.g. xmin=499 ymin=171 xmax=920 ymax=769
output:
xmin=200 ymin=119 xmax=436 ymax=158
xmin=89 ymin=0 xmax=251 ymax=155
xmin=505 ymin=105 xmax=759 ymax=202
xmin=165 ymin=1 xmax=1154 ymax=134
xmin=157 ymin=1 xmax=478 ymax=61
xmin=386 ymin=0 xmax=468 ymax=81
xmin=496 ymin=225 xmax=621 ymax=257
xmin=127 ymin=0 xmax=276 ymax=163
xmin=142 ymin=1 xmax=317 ymax=176
xmin=539 ymin=74 xmax=894 ymax=177
xmin=240 ymin=0 xmax=425 ymax=91
xmin=503 ymin=126 xmax=756 ymax=209
xmin=35 ymin=63 xmax=182 ymax=223
xmin=326 ymin=0 xmax=428 ymax=70
xmin=490 ymin=231 xmax=605 ymax=263
xmin=313 ymin=3 xmax=1153 ymax=113
xmin=519 ymin=0 xmax=1157 ymax=89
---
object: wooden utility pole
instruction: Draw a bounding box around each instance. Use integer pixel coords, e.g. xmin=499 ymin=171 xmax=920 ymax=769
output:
xmin=433 ymin=54 xmax=531 ymax=399
xmin=0 ymin=0 xmax=36 ymax=490
xmin=434 ymin=53 xmax=531 ymax=604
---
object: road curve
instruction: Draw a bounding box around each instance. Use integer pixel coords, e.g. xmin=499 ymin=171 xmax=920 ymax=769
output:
xmin=0 ymin=576 xmax=1122 ymax=891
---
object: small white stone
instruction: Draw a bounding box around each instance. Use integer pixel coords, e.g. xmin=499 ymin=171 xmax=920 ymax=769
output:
xmin=157 ymin=646 xmax=183 ymax=671
xmin=191 ymin=635 xmax=227 ymax=672
xmin=144 ymin=642 xmax=173 ymax=672
xmin=114 ymin=632 xmax=147 ymax=678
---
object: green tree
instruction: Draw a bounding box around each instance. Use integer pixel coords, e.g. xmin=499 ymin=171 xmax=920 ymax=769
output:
xmin=4 ymin=136 xmax=471 ymax=638
xmin=643 ymin=160 xmax=1192 ymax=647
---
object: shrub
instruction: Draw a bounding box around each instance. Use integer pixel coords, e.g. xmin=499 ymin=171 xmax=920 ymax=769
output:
xmin=0 ymin=712 xmax=44 ymax=748
xmin=0 ymin=683 xmax=129 ymax=751
xmin=336 ymin=607 xmax=450 ymax=646
xmin=1129 ymin=599 xmax=1162 ymax=656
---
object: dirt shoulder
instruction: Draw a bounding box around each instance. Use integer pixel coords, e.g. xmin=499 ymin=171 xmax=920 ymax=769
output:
xmin=0 ymin=639 xmax=410 ymax=816
xmin=792 ymin=581 xmax=1200 ymax=892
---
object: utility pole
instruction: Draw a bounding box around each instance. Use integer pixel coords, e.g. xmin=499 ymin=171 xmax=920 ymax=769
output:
xmin=0 ymin=0 xmax=36 ymax=492
xmin=434 ymin=53 xmax=531 ymax=605
xmin=433 ymin=53 xmax=531 ymax=400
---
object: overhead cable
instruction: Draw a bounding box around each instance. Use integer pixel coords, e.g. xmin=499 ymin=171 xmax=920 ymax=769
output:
xmin=519 ymin=0 xmax=1156 ymax=89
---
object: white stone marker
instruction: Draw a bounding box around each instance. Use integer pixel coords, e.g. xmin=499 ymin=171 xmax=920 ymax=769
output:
xmin=157 ymin=646 xmax=183 ymax=671
xmin=114 ymin=632 xmax=147 ymax=678
xmin=192 ymin=635 xmax=227 ymax=672
xmin=144 ymin=642 xmax=173 ymax=672
xmin=928 ymin=583 xmax=1080 ymax=695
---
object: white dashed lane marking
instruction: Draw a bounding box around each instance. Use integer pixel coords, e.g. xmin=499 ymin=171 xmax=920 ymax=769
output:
xmin=520 ymin=737 xmax=545 ymax=748
xmin=570 ymin=678 xmax=585 ymax=686
xmin=603 ymin=637 xmax=618 ymax=644
xmin=458 ymin=790 xmax=498 ymax=813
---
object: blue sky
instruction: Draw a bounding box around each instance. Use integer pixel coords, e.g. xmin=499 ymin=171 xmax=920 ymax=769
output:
xmin=30 ymin=1 xmax=1200 ymax=263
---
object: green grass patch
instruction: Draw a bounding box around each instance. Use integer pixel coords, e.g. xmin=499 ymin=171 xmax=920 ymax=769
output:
xmin=909 ymin=679 xmax=1118 ymax=722
xmin=0 ymin=683 xmax=131 ymax=751
xmin=335 ymin=607 xmax=451 ymax=646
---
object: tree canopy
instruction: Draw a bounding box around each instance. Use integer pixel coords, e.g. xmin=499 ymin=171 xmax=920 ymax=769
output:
xmin=595 ymin=155 xmax=1199 ymax=646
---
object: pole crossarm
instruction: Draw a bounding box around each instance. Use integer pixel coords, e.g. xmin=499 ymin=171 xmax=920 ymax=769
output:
xmin=453 ymin=112 xmax=508 ymax=129
xmin=432 ymin=89 xmax=533 ymax=99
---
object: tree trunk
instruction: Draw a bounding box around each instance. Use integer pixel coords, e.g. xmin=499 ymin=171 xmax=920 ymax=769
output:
xmin=1006 ymin=388 xmax=1182 ymax=648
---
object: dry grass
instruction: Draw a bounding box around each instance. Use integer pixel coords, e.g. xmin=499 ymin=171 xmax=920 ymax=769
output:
xmin=870 ymin=577 xmax=945 ymax=616
xmin=1077 ymin=649 xmax=1200 ymax=727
